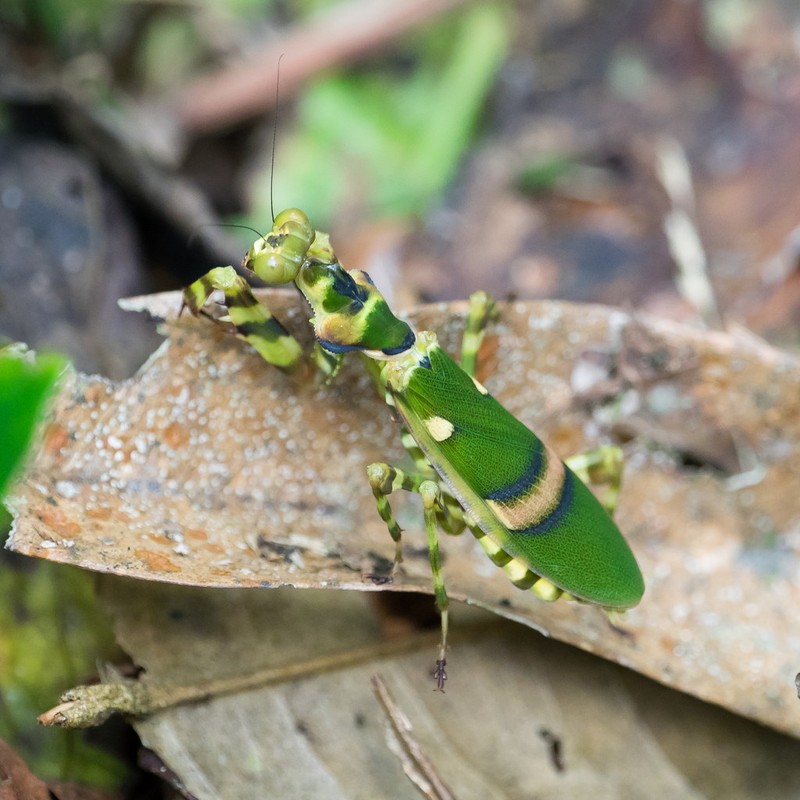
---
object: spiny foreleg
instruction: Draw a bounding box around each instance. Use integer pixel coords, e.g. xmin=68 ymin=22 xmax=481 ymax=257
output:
xmin=182 ymin=266 xmax=304 ymax=373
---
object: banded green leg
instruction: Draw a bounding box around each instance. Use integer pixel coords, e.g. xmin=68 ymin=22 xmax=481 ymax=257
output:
xmin=398 ymin=429 xmax=436 ymax=478
xmin=420 ymin=480 xmax=450 ymax=690
xmin=182 ymin=266 xmax=304 ymax=373
xmin=460 ymin=291 xmax=497 ymax=378
xmin=366 ymin=462 xmax=460 ymax=690
xmin=465 ymin=514 xmax=569 ymax=603
xmin=565 ymin=445 xmax=624 ymax=516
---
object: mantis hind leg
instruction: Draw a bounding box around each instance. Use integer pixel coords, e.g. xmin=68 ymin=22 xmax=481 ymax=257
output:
xmin=565 ymin=444 xmax=624 ymax=516
xmin=460 ymin=291 xmax=498 ymax=379
xmin=366 ymin=462 xmax=464 ymax=690
xmin=465 ymin=514 xmax=570 ymax=603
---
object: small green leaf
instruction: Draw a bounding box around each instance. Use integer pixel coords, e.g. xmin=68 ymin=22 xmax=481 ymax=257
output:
xmin=0 ymin=349 xmax=66 ymax=501
xmin=514 ymin=155 xmax=576 ymax=197
xmin=252 ymin=2 xmax=510 ymax=227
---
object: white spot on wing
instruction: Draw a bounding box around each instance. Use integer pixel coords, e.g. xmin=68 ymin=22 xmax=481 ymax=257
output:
xmin=425 ymin=416 xmax=454 ymax=442
xmin=471 ymin=376 xmax=489 ymax=395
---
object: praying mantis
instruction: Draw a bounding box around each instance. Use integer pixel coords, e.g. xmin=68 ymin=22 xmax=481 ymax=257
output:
xmin=183 ymin=208 xmax=644 ymax=688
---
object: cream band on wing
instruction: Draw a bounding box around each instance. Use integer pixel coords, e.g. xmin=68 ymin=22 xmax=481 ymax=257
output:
xmin=486 ymin=445 xmax=566 ymax=531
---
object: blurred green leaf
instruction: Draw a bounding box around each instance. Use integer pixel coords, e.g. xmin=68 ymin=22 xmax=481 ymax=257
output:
xmin=254 ymin=2 xmax=510 ymax=228
xmin=136 ymin=12 xmax=204 ymax=93
xmin=514 ymin=154 xmax=576 ymax=196
xmin=1 ymin=0 xmax=113 ymax=53
xmin=0 ymin=558 xmax=125 ymax=787
xmin=0 ymin=349 xmax=125 ymax=786
xmin=205 ymin=0 xmax=285 ymax=18
xmin=0 ymin=349 xmax=65 ymax=502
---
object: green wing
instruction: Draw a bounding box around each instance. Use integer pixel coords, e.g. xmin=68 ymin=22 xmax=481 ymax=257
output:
xmin=388 ymin=343 xmax=644 ymax=609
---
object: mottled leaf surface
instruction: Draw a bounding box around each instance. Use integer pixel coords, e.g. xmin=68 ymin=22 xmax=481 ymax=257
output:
xmin=7 ymin=291 xmax=800 ymax=736
xmin=100 ymin=581 xmax=800 ymax=800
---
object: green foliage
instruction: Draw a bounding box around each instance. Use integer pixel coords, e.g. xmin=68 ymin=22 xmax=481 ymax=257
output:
xmin=0 ymin=348 xmax=125 ymax=785
xmin=135 ymin=12 xmax=205 ymax=93
xmin=0 ymin=349 xmax=65 ymax=502
xmin=253 ymin=2 xmax=510 ymax=228
xmin=514 ymin=154 xmax=576 ymax=197
xmin=206 ymin=0 xmax=284 ymax=17
xmin=1 ymin=0 xmax=113 ymax=54
xmin=0 ymin=559 xmax=125 ymax=786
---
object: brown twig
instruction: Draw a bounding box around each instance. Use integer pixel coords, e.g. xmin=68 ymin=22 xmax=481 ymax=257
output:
xmin=179 ymin=0 xmax=466 ymax=134
xmin=371 ymin=675 xmax=457 ymax=800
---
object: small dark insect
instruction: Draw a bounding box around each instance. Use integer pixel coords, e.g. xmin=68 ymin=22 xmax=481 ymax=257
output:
xmin=538 ymin=727 xmax=565 ymax=773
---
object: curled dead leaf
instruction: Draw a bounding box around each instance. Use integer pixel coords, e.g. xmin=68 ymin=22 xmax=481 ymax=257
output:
xmin=7 ymin=290 xmax=800 ymax=736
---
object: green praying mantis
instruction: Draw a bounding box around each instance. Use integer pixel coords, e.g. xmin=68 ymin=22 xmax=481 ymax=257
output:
xmin=183 ymin=208 xmax=644 ymax=689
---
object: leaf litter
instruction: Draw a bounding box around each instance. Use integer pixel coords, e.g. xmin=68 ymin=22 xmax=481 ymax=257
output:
xmin=6 ymin=289 xmax=800 ymax=740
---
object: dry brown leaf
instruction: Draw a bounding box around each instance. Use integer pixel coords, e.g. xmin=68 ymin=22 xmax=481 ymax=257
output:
xmin=0 ymin=739 xmax=51 ymax=800
xmin=7 ymin=291 xmax=800 ymax=736
xmin=74 ymin=581 xmax=800 ymax=799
